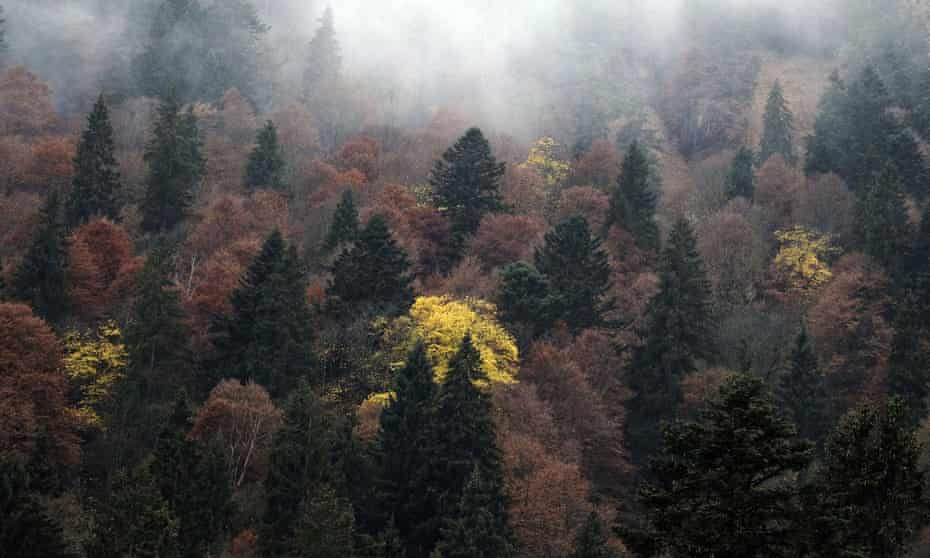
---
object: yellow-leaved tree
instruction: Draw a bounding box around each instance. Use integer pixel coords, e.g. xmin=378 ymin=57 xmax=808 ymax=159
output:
xmin=62 ymin=321 xmax=128 ymax=428
xmin=772 ymin=227 xmax=838 ymax=299
xmin=521 ymin=137 xmax=570 ymax=189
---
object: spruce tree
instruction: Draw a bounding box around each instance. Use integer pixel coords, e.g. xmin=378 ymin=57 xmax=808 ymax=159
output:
xmin=324 ymin=188 xmax=359 ymax=253
xmin=626 ymin=217 xmax=714 ymax=465
xmin=12 ymin=191 xmax=68 ymax=322
xmin=887 ymin=287 xmax=930 ymax=429
xmin=141 ymin=94 xmax=205 ymax=233
xmin=291 ymin=483 xmax=357 ymax=558
xmin=0 ymin=458 xmax=75 ymax=558
xmin=777 ymin=326 xmax=830 ymax=448
xmin=624 ymin=373 xmax=813 ymax=558
xmin=496 ymin=261 xmax=552 ymax=336
xmin=725 ymin=145 xmax=755 ymax=200
xmin=429 ymin=127 xmax=506 ymax=245
xmin=533 ymin=216 xmax=613 ymax=332
xmin=303 ymin=6 xmax=342 ymax=94
xmin=854 ymin=163 xmax=913 ymax=269
xmin=759 ymin=80 xmax=796 ymax=166
xmin=573 ymin=512 xmax=619 ymax=558
xmin=434 ymin=466 xmax=514 ymax=558
xmin=67 ymin=94 xmax=122 ymax=228
xmin=605 ymin=141 xmax=659 ymax=253
xmin=245 ymin=120 xmax=287 ymax=190
xmin=327 ymin=215 xmax=414 ymax=315
xmin=0 ymin=6 xmax=7 ymax=66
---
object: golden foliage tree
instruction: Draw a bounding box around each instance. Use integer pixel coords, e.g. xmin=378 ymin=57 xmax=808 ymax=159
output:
xmin=62 ymin=321 xmax=128 ymax=429
xmin=771 ymin=226 xmax=838 ymax=300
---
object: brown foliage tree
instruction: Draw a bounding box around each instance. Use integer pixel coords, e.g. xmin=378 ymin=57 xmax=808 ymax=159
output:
xmin=468 ymin=213 xmax=545 ymax=271
xmin=697 ymin=210 xmax=768 ymax=310
xmin=572 ymin=138 xmax=620 ymax=188
xmin=0 ymin=66 xmax=58 ymax=137
xmin=334 ymin=135 xmax=380 ymax=182
xmin=66 ymin=219 xmax=140 ymax=320
xmin=218 ymin=88 xmax=258 ymax=144
xmin=20 ymin=137 xmax=75 ymax=193
xmin=558 ymin=186 xmax=610 ymax=233
xmin=222 ymin=530 xmax=258 ymax=558
xmin=754 ymin=154 xmax=801 ymax=231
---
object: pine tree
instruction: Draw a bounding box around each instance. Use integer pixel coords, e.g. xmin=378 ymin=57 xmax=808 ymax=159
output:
xmin=67 ymin=94 xmax=122 ymax=228
xmin=324 ymin=189 xmax=359 ymax=253
xmin=573 ymin=512 xmax=619 ymax=558
xmin=327 ymin=215 xmax=414 ymax=315
xmin=291 ymin=483 xmax=357 ymax=558
xmin=777 ymin=327 xmax=830 ymax=448
xmin=725 ymin=145 xmax=755 ymax=200
xmin=245 ymin=120 xmax=287 ymax=190
xmin=215 ymin=229 xmax=313 ymax=398
xmin=141 ymin=94 xmax=205 ymax=233
xmin=12 ymin=191 xmax=68 ymax=322
xmin=854 ymin=163 xmax=913 ymax=269
xmin=303 ymin=6 xmax=342 ymax=95
xmin=434 ymin=466 xmax=514 ymax=558
xmin=0 ymin=458 xmax=75 ymax=558
xmin=759 ymin=80 xmax=796 ymax=166
xmin=605 ymin=141 xmax=659 ymax=253
xmin=533 ymin=216 xmax=613 ymax=332
xmin=429 ymin=127 xmax=506 ymax=245
xmin=626 ymin=217 xmax=714 ymax=465
xmin=624 ymin=373 xmax=813 ymax=558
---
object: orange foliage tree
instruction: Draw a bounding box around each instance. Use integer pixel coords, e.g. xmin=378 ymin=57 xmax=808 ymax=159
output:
xmin=558 ymin=186 xmax=610 ymax=232
xmin=66 ymin=219 xmax=141 ymax=320
xmin=20 ymin=137 xmax=75 ymax=193
xmin=572 ymin=138 xmax=620 ymax=189
xmin=467 ymin=213 xmax=545 ymax=271
xmin=0 ymin=66 xmax=58 ymax=137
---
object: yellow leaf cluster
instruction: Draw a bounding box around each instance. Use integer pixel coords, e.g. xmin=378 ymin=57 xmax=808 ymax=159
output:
xmin=63 ymin=321 xmax=128 ymax=429
xmin=521 ymin=137 xmax=570 ymax=188
xmin=773 ymin=227 xmax=838 ymax=294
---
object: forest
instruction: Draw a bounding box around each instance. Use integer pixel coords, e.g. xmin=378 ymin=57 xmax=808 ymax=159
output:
xmin=3 ymin=0 xmax=930 ymax=556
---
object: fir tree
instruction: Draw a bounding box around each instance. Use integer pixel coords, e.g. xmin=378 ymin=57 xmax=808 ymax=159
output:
xmin=141 ymin=94 xmax=205 ymax=233
xmin=777 ymin=326 xmax=830 ymax=448
xmin=573 ymin=512 xmax=619 ymax=558
xmin=291 ymin=483 xmax=357 ymax=558
xmin=887 ymin=288 xmax=930 ymax=429
xmin=533 ymin=216 xmax=613 ymax=332
xmin=913 ymin=67 xmax=930 ymax=139
xmin=323 ymin=189 xmax=359 ymax=253
xmin=0 ymin=458 xmax=75 ymax=558
xmin=624 ymin=373 xmax=813 ymax=558
xmin=605 ymin=141 xmax=659 ymax=253
xmin=245 ymin=120 xmax=287 ymax=190
xmin=434 ymin=466 xmax=514 ymax=558
xmin=67 ymin=94 xmax=122 ymax=228
xmin=725 ymin=145 xmax=755 ymax=200
xmin=215 ymin=229 xmax=314 ymax=398
xmin=12 ymin=191 xmax=68 ymax=322
xmin=429 ymin=128 xmax=506 ymax=245
xmin=0 ymin=6 xmax=8 ymax=66
xmin=327 ymin=215 xmax=414 ymax=316
xmin=496 ymin=261 xmax=552 ymax=336
xmin=759 ymin=80 xmax=796 ymax=166
xmin=854 ymin=163 xmax=913 ymax=269
xmin=303 ymin=6 xmax=342 ymax=95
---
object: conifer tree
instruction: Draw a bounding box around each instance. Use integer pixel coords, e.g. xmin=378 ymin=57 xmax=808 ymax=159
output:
xmin=141 ymin=94 xmax=205 ymax=233
xmin=605 ymin=141 xmax=659 ymax=253
xmin=12 ymin=191 xmax=68 ymax=322
xmin=0 ymin=458 xmax=75 ymax=558
xmin=303 ymin=6 xmax=342 ymax=94
xmin=725 ymin=145 xmax=755 ymax=200
xmin=245 ymin=120 xmax=287 ymax=190
xmin=434 ymin=466 xmax=514 ymax=558
xmin=759 ymin=80 xmax=796 ymax=166
xmin=533 ymin=216 xmax=613 ymax=332
xmin=291 ymin=483 xmax=357 ymax=558
xmin=854 ymin=164 xmax=913 ymax=269
xmin=323 ymin=189 xmax=359 ymax=253
xmin=496 ymin=261 xmax=552 ymax=336
xmin=777 ymin=326 xmax=830 ymax=448
xmin=67 ymin=94 xmax=122 ymax=228
xmin=327 ymin=215 xmax=413 ymax=315
xmin=0 ymin=6 xmax=8 ymax=66
xmin=573 ymin=512 xmax=619 ymax=558
xmin=624 ymin=373 xmax=812 ymax=557
xmin=429 ymin=127 xmax=506 ymax=245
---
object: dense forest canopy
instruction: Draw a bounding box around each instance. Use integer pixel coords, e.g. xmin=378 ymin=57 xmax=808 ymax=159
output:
xmin=2 ymin=0 xmax=930 ymax=557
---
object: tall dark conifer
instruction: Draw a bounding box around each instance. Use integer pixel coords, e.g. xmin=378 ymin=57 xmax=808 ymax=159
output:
xmin=12 ymin=191 xmax=68 ymax=322
xmin=759 ymin=80 xmax=796 ymax=166
xmin=0 ymin=458 xmax=75 ymax=558
xmin=245 ymin=120 xmax=287 ymax=190
xmin=67 ymin=95 xmax=122 ymax=228
xmin=434 ymin=466 xmax=514 ymax=558
xmin=303 ymin=6 xmax=342 ymax=94
xmin=777 ymin=326 xmax=830 ymax=448
xmin=605 ymin=141 xmax=658 ymax=253
xmin=573 ymin=512 xmax=619 ymax=558
xmin=854 ymin=163 xmax=912 ymax=269
xmin=324 ymin=188 xmax=359 ymax=253
xmin=725 ymin=145 xmax=755 ymax=200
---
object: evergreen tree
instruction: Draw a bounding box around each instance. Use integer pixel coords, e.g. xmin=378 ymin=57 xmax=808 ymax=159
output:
xmin=777 ymin=327 xmax=830 ymax=448
xmin=291 ymin=483 xmax=357 ymax=558
xmin=429 ymin=128 xmax=506 ymax=246
xmin=496 ymin=261 xmax=552 ymax=336
xmin=0 ymin=458 xmax=75 ymax=558
xmin=0 ymin=6 xmax=8 ymax=66
xmin=327 ymin=215 xmax=414 ymax=315
xmin=624 ymin=373 xmax=813 ymax=558
xmin=434 ymin=466 xmax=514 ymax=558
xmin=245 ymin=120 xmax=287 ymax=190
xmin=67 ymin=94 xmax=122 ymax=228
xmin=324 ymin=189 xmax=359 ymax=253
xmin=12 ymin=191 xmax=68 ymax=322
xmin=913 ymin=67 xmax=930 ymax=139
xmin=854 ymin=163 xmax=913 ymax=269
xmin=725 ymin=145 xmax=755 ymax=200
xmin=626 ymin=218 xmax=714 ymax=465
xmin=141 ymin=94 xmax=205 ymax=233
xmin=215 ymin=229 xmax=313 ymax=398
xmin=759 ymin=80 xmax=796 ymax=166
xmin=573 ymin=512 xmax=619 ymax=558
xmin=303 ymin=6 xmax=342 ymax=94
xmin=533 ymin=216 xmax=613 ymax=332
xmin=605 ymin=141 xmax=659 ymax=253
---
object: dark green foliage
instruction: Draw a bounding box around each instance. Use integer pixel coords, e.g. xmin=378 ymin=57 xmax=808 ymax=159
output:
xmin=534 ymin=216 xmax=613 ymax=332
xmin=11 ymin=190 xmax=68 ymax=322
xmin=87 ymin=462 xmax=179 ymax=558
xmin=67 ymin=94 xmax=122 ymax=227
xmin=141 ymin=94 xmax=205 ymax=233
xmin=853 ymin=163 xmax=913 ymax=269
xmin=304 ymin=6 xmax=342 ymax=94
xmin=291 ymin=483 xmax=357 ymax=558
xmin=913 ymin=68 xmax=930 ymax=139
xmin=0 ymin=6 xmax=7 ymax=65
xmin=759 ymin=80 xmax=795 ymax=166
xmin=573 ymin=512 xmax=619 ymax=558
xmin=887 ymin=299 xmax=930 ymax=430
xmin=324 ymin=189 xmax=359 ymax=253
xmin=245 ymin=120 xmax=287 ymax=190
xmin=434 ymin=466 xmax=514 ymax=558
xmin=0 ymin=458 xmax=75 ymax=558
xmin=496 ymin=261 xmax=552 ymax=336
xmin=725 ymin=145 xmax=755 ymax=200
xmin=429 ymin=127 xmax=506 ymax=244
xmin=624 ymin=373 xmax=813 ymax=558
xmin=626 ymin=217 xmax=714 ymax=465
xmin=215 ymin=229 xmax=313 ymax=398
xmin=777 ymin=327 xmax=830 ymax=448
xmin=606 ymin=141 xmax=659 ymax=253
xmin=327 ymin=215 xmax=414 ymax=316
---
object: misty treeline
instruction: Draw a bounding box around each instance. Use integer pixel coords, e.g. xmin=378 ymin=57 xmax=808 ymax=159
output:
xmin=2 ymin=0 xmax=930 ymax=556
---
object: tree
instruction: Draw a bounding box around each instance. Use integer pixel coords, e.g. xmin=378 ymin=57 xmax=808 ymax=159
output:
xmin=11 ymin=191 xmax=68 ymax=322
xmin=496 ymin=261 xmax=552 ymax=337
xmin=759 ymin=80 xmax=796 ymax=166
xmin=434 ymin=466 xmax=514 ymax=558
xmin=141 ymin=94 xmax=205 ymax=233
xmin=624 ymin=373 xmax=813 ymax=558
xmin=245 ymin=120 xmax=286 ymax=190
xmin=67 ymin=94 xmax=121 ymax=228
xmin=777 ymin=327 xmax=830 ymax=448
xmin=573 ymin=512 xmax=619 ymax=558
xmin=66 ymin=218 xmax=139 ymax=321
xmin=290 ymin=483 xmax=357 ymax=558
xmin=0 ymin=458 xmax=75 ymax=558
xmin=854 ymin=163 xmax=913 ymax=269
xmin=429 ymin=127 xmax=506 ymax=246
xmin=62 ymin=321 xmax=128 ymax=429
xmin=323 ymin=189 xmax=359 ymax=253
xmin=605 ymin=141 xmax=658 ymax=253
xmin=303 ymin=6 xmax=342 ymax=95
xmin=725 ymin=146 xmax=755 ymax=200
xmin=327 ymin=215 xmax=413 ymax=315
xmin=534 ymin=216 xmax=613 ymax=332
xmin=887 ymin=297 xmax=930 ymax=429
xmin=214 ymin=229 xmax=313 ymax=398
